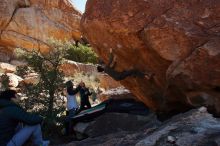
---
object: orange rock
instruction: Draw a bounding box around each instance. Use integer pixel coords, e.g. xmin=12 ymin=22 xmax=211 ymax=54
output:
xmin=22 ymin=73 xmax=39 ymax=85
xmin=60 ymin=60 xmax=80 ymax=76
xmin=0 ymin=0 xmax=81 ymax=54
xmin=98 ymin=87 xmax=135 ymax=102
xmin=81 ymin=0 xmax=220 ymax=115
xmin=98 ymin=73 xmax=122 ymax=90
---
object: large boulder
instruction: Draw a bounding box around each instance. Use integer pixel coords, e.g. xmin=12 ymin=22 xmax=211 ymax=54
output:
xmin=76 ymin=112 xmax=158 ymax=138
xmin=81 ymin=0 xmax=220 ymax=115
xmin=98 ymin=87 xmax=134 ymax=101
xmin=0 ymin=62 xmax=16 ymax=73
xmin=136 ymin=107 xmax=220 ymax=146
xmin=60 ymin=60 xmax=80 ymax=76
xmin=22 ymin=72 xmax=39 ymax=85
xmin=98 ymin=74 xmax=122 ymax=90
xmin=60 ymin=60 xmax=97 ymax=76
xmin=0 ymin=0 xmax=81 ymax=55
xmin=67 ymin=107 xmax=220 ymax=146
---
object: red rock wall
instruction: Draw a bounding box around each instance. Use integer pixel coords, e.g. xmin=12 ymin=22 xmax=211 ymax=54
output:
xmin=0 ymin=0 xmax=81 ymax=56
xmin=81 ymin=0 xmax=220 ymax=114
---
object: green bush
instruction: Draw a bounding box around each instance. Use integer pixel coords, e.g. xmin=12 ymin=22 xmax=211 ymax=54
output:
xmin=65 ymin=43 xmax=98 ymax=64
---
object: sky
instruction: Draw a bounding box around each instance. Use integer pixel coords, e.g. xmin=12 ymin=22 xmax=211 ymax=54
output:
xmin=70 ymin=0 xmax=87 ymax=13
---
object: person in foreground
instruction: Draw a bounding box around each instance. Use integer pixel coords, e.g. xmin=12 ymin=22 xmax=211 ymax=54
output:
xmin=0 ymin=90 xmax=49 ymax=146
xmin=64 ymin=80 xmax=81 ymax=135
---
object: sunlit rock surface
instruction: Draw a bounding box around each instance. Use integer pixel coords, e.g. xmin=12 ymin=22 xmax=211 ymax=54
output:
xmin=98 ymin=87 xmax=134 ymax=101
xmin=0 ymin=0 xmax=81 ymax=56
xmin=81 ymin=0 xmax=220 ymax=115
xmin=0 ymin=62 xmax=16 ymax=73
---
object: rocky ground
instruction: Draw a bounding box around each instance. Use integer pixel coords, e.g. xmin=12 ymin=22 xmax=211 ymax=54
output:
xmin=54 ymin=107 xmax=220 ymax=146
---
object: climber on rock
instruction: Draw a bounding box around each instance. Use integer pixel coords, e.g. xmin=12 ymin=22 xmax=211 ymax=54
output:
xmin=97 ymin=48 xmax=154 ymax=81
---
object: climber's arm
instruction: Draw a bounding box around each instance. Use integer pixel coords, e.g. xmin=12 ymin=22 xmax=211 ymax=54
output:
xmin=109 ymin=55 xmax=117 ymax=69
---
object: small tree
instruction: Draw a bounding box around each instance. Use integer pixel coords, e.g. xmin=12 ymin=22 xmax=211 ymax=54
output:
xmin=16 ymin=39 xmax=70 ymax=118
xmin=15 ymin=39 xmax=99 ymax=138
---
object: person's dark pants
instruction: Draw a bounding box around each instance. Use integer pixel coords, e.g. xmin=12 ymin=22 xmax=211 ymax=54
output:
xmin=64 ymin=108 xmax=77 ymax=135
xmin=79 ymin=98 xmax=91 ymax=111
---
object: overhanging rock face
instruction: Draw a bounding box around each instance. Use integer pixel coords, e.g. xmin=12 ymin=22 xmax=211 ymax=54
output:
xmin=81 ymin=0 xmax=220 ymax=114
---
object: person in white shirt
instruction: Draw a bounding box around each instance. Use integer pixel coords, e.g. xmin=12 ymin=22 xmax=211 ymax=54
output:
xmin=64 ymin=80 xmax=81 ymax=135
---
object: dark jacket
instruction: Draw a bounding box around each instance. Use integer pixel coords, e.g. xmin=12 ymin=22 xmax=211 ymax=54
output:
xmin=67 ymin=85 xmax=81 ymax=95
xmin=103 ymin=52 xmax=125 ymax=81
xmin=79 ymin=87 xmax=92 ymax=102
xmin=0 ymin=99 xmax=43 ymax=146
xmin=103 ymin=52 xmax=143 ymax=81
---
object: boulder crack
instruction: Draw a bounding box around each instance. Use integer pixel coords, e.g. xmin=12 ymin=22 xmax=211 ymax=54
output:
xmin=0 ymin=5 xmax=30 ymax=39
xmin=1 ymin=30 xmax=49 ymax=50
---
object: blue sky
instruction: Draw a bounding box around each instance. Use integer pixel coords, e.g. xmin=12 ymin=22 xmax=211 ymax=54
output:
xmin=70 ymin=0 xmax=87 ymax=13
